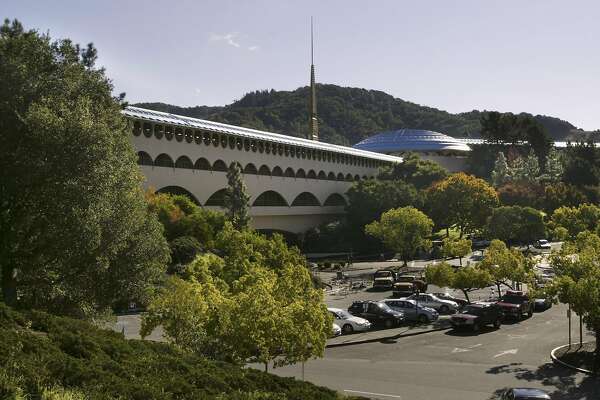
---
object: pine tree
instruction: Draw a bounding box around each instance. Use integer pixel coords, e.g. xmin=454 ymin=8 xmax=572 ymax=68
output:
xmin=491 ymin=152 xmax=510 ymax=186
xmin=542 ymin=147 xmax=564 ymax=183
xmin=223 ymin=163 xmax=251 ymax=230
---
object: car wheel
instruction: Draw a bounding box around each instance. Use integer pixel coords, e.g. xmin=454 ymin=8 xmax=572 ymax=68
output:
xmin=493 ymin=318 xmax=501 ymax=329
xmin=384 ymin=319 xmax=394 ymax=329
xmin=439 ymin=305 xmax=449 ymax=314
xmin=342 ymin=324 xmax=354 ymax=334
xmin=472 ymin=323 xmax=480 ymax=333
xmin=418 ymin=314 xmax=429 ymax=324
xmin=528 ymin=307 xmax=533 ymax=318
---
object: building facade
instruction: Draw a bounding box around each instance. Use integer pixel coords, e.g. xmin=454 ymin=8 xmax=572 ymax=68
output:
xmin=124 ymin=107 xmax=402 ymax=233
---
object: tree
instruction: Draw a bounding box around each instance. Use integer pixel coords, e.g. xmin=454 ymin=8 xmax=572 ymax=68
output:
xmin=425 ymin=263 xmax=492 ymax=303
xmin=479 ymin=240 xmax=529 ymax=296
xmin=563 ymin=141 xmax=600 ymax=187
xmin=486 ymin=206 xmax=545 ymax=246
xmin=442 ymin=238 xmax=472 ymax=266
xmin=511 ymin=151 xmax=540 ymax=182
xmin=491 ymin=152 xmax=510 ymax=187
xmin=378 ymin=152 xmax=448 ymax=189
xmin=497 ymin=181 xmax=544 ymax=208
xmin=223 ymin=163 xmax=251 ymax=230
xmin=426 ymin=173 xmax=499 ymax=237
xmin=540 ymin=147 xmax=564 ymax=183
xmin=142 ymin=224 xmax=331 ymax=369
xmin=0 ymin=19 xmax=169 ymax=315
xmin=365 ymin=207 xmax=433 ymax=266
xmin=550 ymin=204 xmax=600 ymax=240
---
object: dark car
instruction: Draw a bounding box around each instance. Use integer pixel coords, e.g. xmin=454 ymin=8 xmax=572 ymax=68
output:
xmin=496 ymin=290 xmax=534 ymax=320
xmin=533 ymin=298 xmax=552 ymax=312
xmin=500 ymin=388 xmax=550 ymax=399
xmin=451 ymin=303 xmax=503 ymax=332
xmin=348 ymin=300 xmax=405 ymax=329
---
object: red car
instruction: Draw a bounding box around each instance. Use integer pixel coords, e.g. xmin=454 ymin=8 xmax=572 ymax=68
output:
xmin=496 ymin=290 xmax=534 ymax=320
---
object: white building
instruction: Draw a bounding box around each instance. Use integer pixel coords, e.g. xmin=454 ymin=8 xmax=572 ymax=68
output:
xmin=124 ymin=107 xmax=402 ymax=234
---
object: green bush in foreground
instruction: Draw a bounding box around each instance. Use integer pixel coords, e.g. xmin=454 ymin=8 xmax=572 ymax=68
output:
xmin=0 ymin=303 xmax=360 ymax=400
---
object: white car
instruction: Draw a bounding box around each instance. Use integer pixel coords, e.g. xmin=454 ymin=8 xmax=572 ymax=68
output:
xmin=403 ymin=293 xmax=459 ymax=314
xmin=534 ymin=239 xmax=551 ymax=250
xmin=331 ymin=323 xmax=342 ymax=337
xmin=328 ymin=307 xmax=371 ymax=334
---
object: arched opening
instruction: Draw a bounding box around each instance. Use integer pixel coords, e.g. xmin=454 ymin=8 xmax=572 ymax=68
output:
xmin=137 ymin=151 xmax=153 ymax=166
xmin=244 ymin=163 xmax=258 ymax=174
xmin=184 ymin=129 xmax=193 ymax=143
xmin=175 ymin=155 xmax=193 ymax=169
xmin=194 ymin=130 xmax=202 ymax=144
xmin=175 ymin=127 xmax=184 ymax=142
xmin=324 ymin=193 xmax=347 ymax=207
xmin=154 ymin=153 xmax=174 ymax=168
xmin=337 ymin=173 xmax=345 ymax=181
xmin=345 ymin=173 xmax=354 ymax=182
xmin=194 ymin=158 xmax=211 ymax=171
xmin=317 ymin=171 xmax=327 ymax=180
xmin=132 ymin=120 xmax=141 ymax=136
xmin=165 ymin=126 xmax=174 ymax=141
xmin=154 ymin=124 xmax=164 ymax=139
xmin=272 ymin=166 xmax=283 ymax=177
xmin=212 ymin=159 xmax=228 ymax=172
xmin=307 ymin=170 xmax=317 ymax=179
xmin=291 ymin=192 xmax=320 ymax=207
xmin=354 ymin=174 xmax=361 ymax=181
xmin=296 ymin=168 xmax=306 ymax=179
xmin=284 ymin=167 xmax=295 ymax=178
xmin=258 ymin=165 xmax=271 ymax=176
xmin=253 ymin=191 xmax=288 ymax=207
xmin=156 ymin=186 xmax=200 ymax=205
xmin=205 ymin=188 xmax=227 ymax=207
xmin=143 ymin=122 xmax=152 ymax=137
xmin=327 ymin=172 xmax=336 ymax=181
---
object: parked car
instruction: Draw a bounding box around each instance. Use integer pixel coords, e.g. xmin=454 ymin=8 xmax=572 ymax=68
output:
xmin=471 ymin=237 xmax=491 ymax=249
xmin=328 ymin=307 xmax=372 ymax=334
xmin=379 ymin=299 xmax=438 ymax=323
xmin=500 ymin=388 xmax=550 ymax=399
xmin=347 ymin=301 xmax=405 ymax=328
xmin=496 ymin=290 xmax=534 ymax=320
xmin=392 ymin=282 xmax=416 ymax=297
xmin=534 ymin=239 xmax=552 ymax=250
xmin=372 ymin=269 xmax=396 ymax=290
xmin=403 ymin=293 xmax=459 ymax=314
xmin=533 ymin=298 xmax=552 ymax=312
xmin=432 ymin=292 xmax=469 ymax=307
xmin=451 ymin=302 xmax=503 ymax=332
xmin=331 ymin=323 xmax=342 ymax=337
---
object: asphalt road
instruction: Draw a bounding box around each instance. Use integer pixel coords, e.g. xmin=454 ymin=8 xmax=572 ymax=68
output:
xmin=268 ymin=303 xmax=598 ymax=400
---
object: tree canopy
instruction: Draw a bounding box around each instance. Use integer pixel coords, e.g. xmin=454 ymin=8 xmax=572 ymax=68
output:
xmin=0 ymin=19 xmax=169 ymax=316
xmin=486 ymin=206 xmax=545 ymax=245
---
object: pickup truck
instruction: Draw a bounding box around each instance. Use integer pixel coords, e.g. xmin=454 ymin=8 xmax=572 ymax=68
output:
xmin=495 ymin=290 xmax=534 ymax=320
xmin=451 ymin=302 xmax=503 ymax=332
xmin=372 ymin=269 xmax=396 ymax=290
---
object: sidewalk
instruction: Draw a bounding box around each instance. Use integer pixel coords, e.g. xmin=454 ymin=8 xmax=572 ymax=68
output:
xmin=327 ymin=316 xmax=452 ymax=347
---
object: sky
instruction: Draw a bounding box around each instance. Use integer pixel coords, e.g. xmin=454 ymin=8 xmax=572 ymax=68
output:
xmin=4 ymin=0 xmax=600 ymax=130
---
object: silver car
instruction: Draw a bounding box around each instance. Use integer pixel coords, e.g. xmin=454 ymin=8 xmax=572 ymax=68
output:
xmin=379 ymin=299 xmax=438 ymax=323
xmin=404 ymin=293 xmax=459 ymax=314
xmin=328 ymin=307 xmax=372 ymax=334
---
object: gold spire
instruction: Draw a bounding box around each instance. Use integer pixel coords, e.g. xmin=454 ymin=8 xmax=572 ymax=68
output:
xmin=309 ymin=17 xmax=319 ymax=141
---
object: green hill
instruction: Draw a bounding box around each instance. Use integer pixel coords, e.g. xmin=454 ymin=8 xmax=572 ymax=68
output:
xmin=0 ymin=303 xmax=359 ymax=400
xmin=135 ymin=84 xmax=591 ymax=146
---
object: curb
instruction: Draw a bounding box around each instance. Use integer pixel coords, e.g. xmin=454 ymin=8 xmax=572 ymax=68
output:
xmin=326 ymin=324 xmax=450 ymax=348
xmin=550 ymin=342 xmax=596 ymax=375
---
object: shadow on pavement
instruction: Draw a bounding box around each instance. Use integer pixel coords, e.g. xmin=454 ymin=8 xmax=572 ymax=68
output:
xmin=444 ymin=326 xmax=498 ymax=336
xmin=484 ymin=361 xmax=599 ymax=399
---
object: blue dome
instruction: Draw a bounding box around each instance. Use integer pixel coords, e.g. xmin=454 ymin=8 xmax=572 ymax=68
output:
xmin=353 ymin=129 xmax=471 ymax=154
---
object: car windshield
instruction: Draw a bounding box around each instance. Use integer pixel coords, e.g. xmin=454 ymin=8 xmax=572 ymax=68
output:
xmin=461 ymin=306 xmax=483 ymax=316
xmin=501 ymin=295 xmax=523 ymax=304
xmin=378 ymin=302 xmax=393 ymax=311
xmin=539 ymin=240 xmax=548 ymax=244
xmin=337 ymin=310 xmax=353 ymax=319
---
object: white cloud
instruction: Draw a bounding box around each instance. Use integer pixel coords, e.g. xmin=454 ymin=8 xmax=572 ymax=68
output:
xmin=248 ymin=45 xmax=259 ymax=52
xmin=209 ymin=32 xmax=240 ymax=48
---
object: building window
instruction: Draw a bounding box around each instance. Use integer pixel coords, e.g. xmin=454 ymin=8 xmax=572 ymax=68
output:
xmin=278 ymin=144 xmax=284 ymax=156
xmin=284 ymin=146 xmax=290 ymax=156
xmin=221 ymin=135 xmax=228 ymax=148
xmin=258 ymin=141 xmax=264 ymax=153
xmin=291 ymin=192 xmax=320 ymax=207
xmin=236 ymin=138 xmax=243 ymax=150
xmin=251 ymin=140 xmax=257 ymax=152
xmin=337 ymin=173 xmax=345 ymax=181
xmin=327 ymin=172 xmax=336 ymax=181
xmin=228 ymin=136 xmax=235 ymax=149
xmin=211 ymin=133 xmax=219 ymax=147
xmin=195 ymin=158 xmax=211 ymax=171
xmin=154 ymin=153 xmax=174 ymax=168
xmin=154 ymin=124 xmax=164 ymax=140
xmin=307 ymin=170 xmax=317 ymax=179
xmin=194 ymin=130 xmax=202 ymax=144
xmin=185 ymin=129 xmax=193 ymax=143
xmin=137 ymin=151 xmax=153 ymax=166
xmin=284 ymin=167 xmax=295 ymax=178
xmin=175 ymin=127 xmax=184 ymax=142
xmin=354 ymin=174 xmax=360 ymax=181
xmin=296 ymin=168 xmax=306 ymax=179
xmin=318 ymin=170 xmax=327 ymax=180
xmin=324 ymin=193 xmax=347 ymax=207
xmin=203 ymin=132 xmax=211 ymax=146
xmin=265 ymin=142 xmax=271 ymax=154
xmin=258 ymin=165 xmax=271 ymax=176
xmin=175 ymin=156 xmax=193 ymax=169
xmin=289 ymin=146 xmax=295 ymax=158
xmin=165 ymin=126 xmax=174 ymax=141
xmin=244 ymin=163 xmax=258 ymax=174
xmin=133 ymin=120 xmax=142 ymax=136
xmin=212 ymin=159 xmax=228 ymax=172
xmin=244 ymin=139 xmax=250 ymax=151
xmin=143 ymin=122 xmax=152 ymax=137
xmin=272 ymin=166 xmax=283 ymax=177
xmin=345 ymin=173 xmax=353 ymax=182
xmin=205 ymin=188 xmax=227 ymax=207
xmin=253 ymin=190 xmax=288 ymax=207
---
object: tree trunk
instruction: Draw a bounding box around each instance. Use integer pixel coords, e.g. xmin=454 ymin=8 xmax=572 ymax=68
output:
xmin=596 ymin=330 xmax=600 ymax=372
xmin=445 ymin=227 xmax=449 ymax=238
xmin=496 ymin=283 xmax=502 ymax=299
xmin=264 ymin=362 xmax=268 ymax=373
xmin=459 ymin=256 xmax=463 ymax=267
xmin=1 ymin=264 xmax=17 ymax=307
xmin=462 ymin=290 xmax=471 ymax=304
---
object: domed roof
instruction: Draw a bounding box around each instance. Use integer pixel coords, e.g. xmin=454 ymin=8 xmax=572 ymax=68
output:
xmin=352 ymin=129 xmax=471 ymax=153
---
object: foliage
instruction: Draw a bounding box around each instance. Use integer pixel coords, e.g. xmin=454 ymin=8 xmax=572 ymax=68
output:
xmin=302 ymin=220 xmax=350 ymax=253
xmin=224 ymin=163 xmax=251 ymax=230
xmin=425 ymin=263 xmax=492 ymax=303
xmin=491 ymin=152 xmax=510 ymax=186
xmin=549 ymin=204 xmax=600 ymax=239
xmin=426 ymin=173 xmax=499 ymax=237
xmin=486 ymin=206 xmax=545 ymax=245
xmin=497 ymin=181 xmax=544 ymax=208
xmin=0 ymin=19 xmax=169 ymax=315
xmin=378 ymin=152 xmax=448 ymax=190
xmin=0 ymin=303 xmax=352 ymax=400
xmin=478 ymin=240 xmax=530 ymax=296
xmin=365 ymin=207 xmax=433 ymax=265
xmin=142 ymin=224 xmax=331 ymax=368
xmin=562 ymin=141 xmax=600 ymax=187
xmin=541 ymin=182 xmax=588 ymax=214
xmin=442 ymin=238 xmax=472 ymax=266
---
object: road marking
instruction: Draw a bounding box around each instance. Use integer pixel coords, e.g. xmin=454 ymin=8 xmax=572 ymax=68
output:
xmin=344 ymin=389 xmax=402 ymax=398
xmin=468 ymin=343 xmax=482 ymax=348
xmin=452 ymin=347 xmax=470 ymax=353
xmin=508 ymin=334 xmax=527 ymax=339
xmin=493 ymin=349 xmax=518 ymax=358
